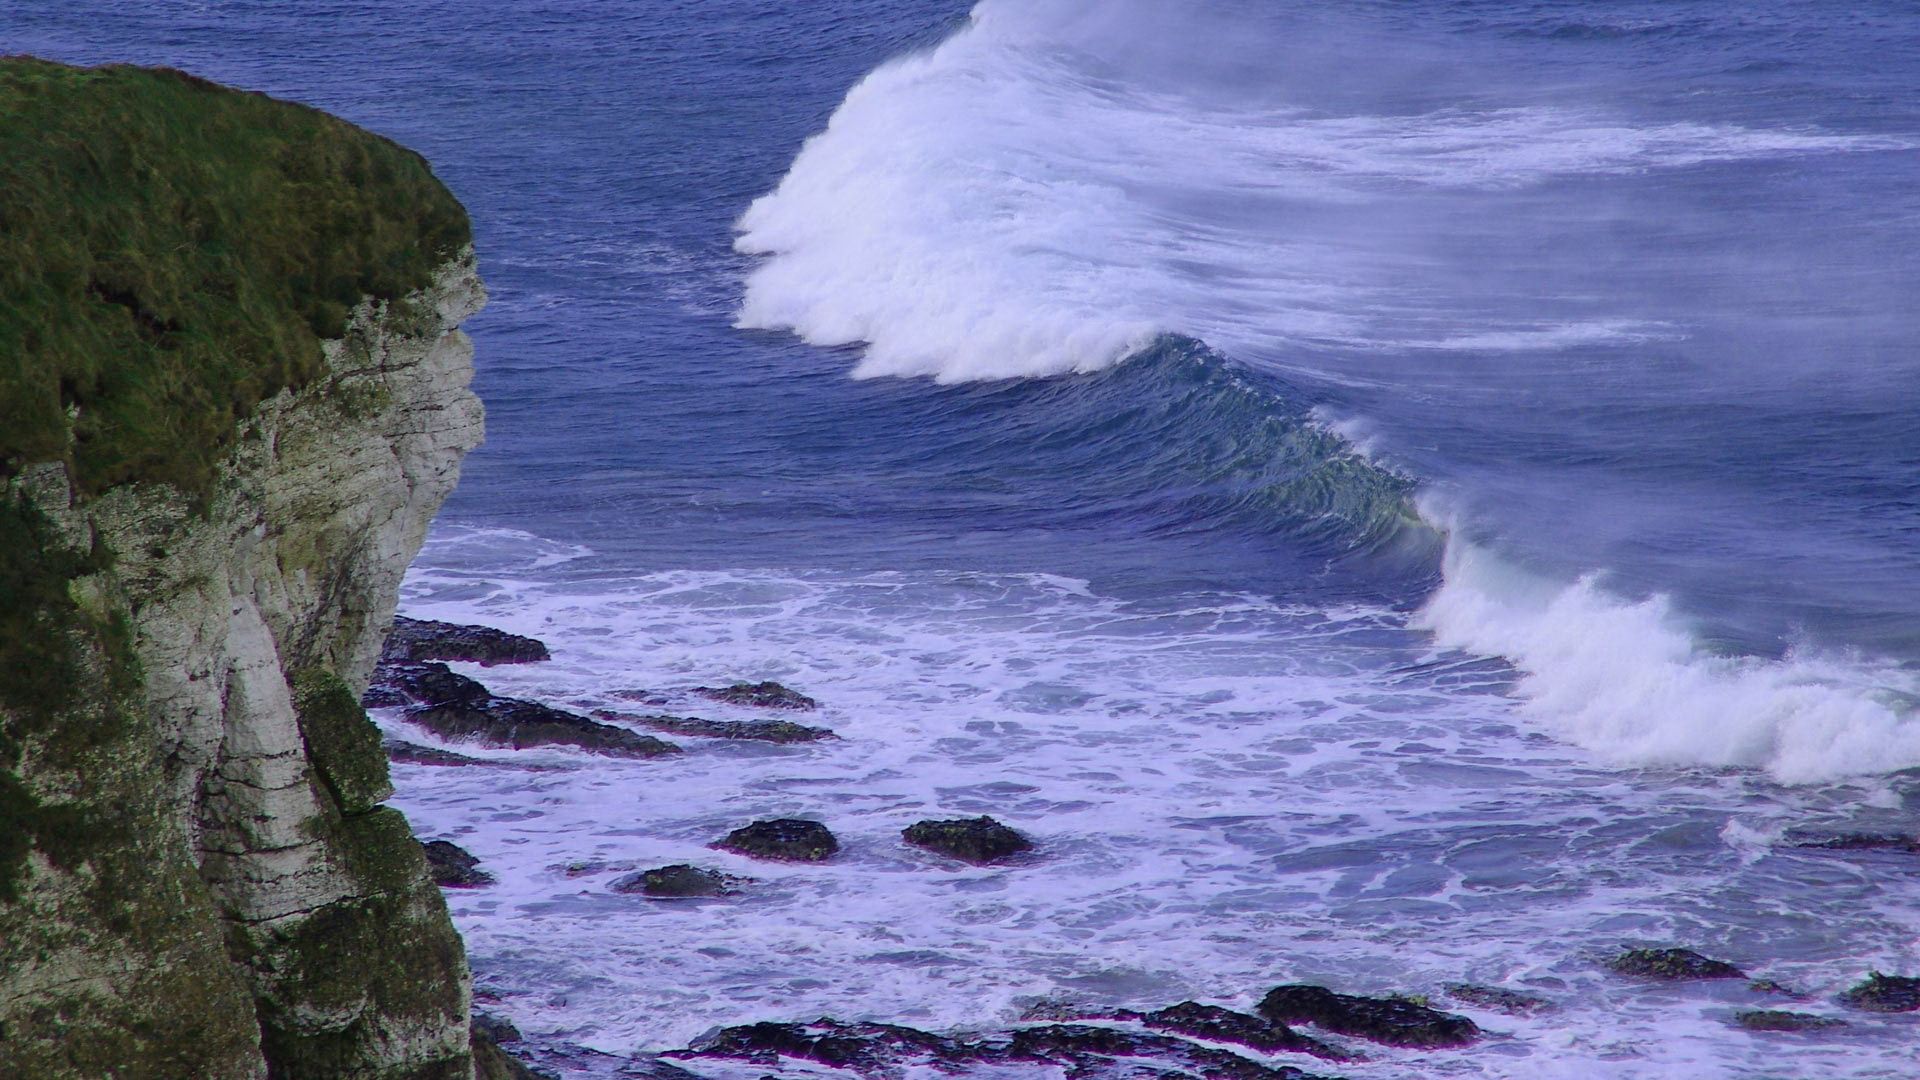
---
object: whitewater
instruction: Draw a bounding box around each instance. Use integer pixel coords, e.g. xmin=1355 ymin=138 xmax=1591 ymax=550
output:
xmin=19 ymin=0 xmax=1918 ymax=1076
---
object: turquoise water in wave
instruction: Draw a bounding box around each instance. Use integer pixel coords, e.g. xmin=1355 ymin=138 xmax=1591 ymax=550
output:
xmin=11 ymin=2 xmax=1920 ymax=1076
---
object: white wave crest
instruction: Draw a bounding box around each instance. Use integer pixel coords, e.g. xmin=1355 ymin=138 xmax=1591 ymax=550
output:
xmin=735 ymin=0 xmax=1907 ymax=382
xmin=1417 ymin=533 xmax=1920 ymax=784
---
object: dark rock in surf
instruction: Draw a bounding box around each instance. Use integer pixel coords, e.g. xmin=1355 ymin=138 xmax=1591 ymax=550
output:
xmin=902 ymin=816 xmax=1033 ymax=864
xmin=1139 ymin=1002 xmax=1347 ymax=1060
xmin=472 ymin=1012 xmax=556 ymax=1080
xmin=669 ymin=1017 xmax=1335 ymax=1079
xmin=592 ymin=709 xmax=834 ymax=744
xmin=1838 ymin=973 xmax=1920 ymax=1013
xmin=1606 ymin=948 xmax=1747 ymax=981
xmin=694 ymin=680 xmax=818 ymax=711
xmin=369 ymin=660 xmax=491 ymax=708
xmin=1733 ymin=1009 xmax=1848 ymax=1032
xmin=716 ymin=818 xmax=839 ymax=862
xmin=1789 ymin=832 xmax=1920 ymax=855
xmin=422 ymin=839 xmax=494 ymax=888
xmin=384 ymin=738 xmax=489 ymax=767
xmin=610 ymin=864 xmax=739 ymax=899
xmin=1257 ymin=984 xmax=1479 ymax=1048
xmin=388 ymin=663 xmax=681 ymax=757
xmin=383 ymin=615 xmax=551 ymax=666
xmin=1443 ymin=984 xmax=1558 ymax=1015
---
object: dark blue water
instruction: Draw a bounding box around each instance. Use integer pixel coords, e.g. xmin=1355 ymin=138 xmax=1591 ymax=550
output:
xmin=11 ymin=3 xmax=1920 ymax=1076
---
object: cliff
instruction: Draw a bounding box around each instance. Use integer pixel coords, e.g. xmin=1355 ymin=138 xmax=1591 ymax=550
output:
xmin=1 ymin=60 xmax=497 ymax=1078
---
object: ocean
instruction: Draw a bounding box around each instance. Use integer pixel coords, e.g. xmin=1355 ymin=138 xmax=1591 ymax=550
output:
xmin=10 ymin=1 xmax=1919 ymax=1076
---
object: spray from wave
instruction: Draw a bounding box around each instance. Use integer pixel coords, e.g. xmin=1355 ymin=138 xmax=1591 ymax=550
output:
xmin=732 ymin=0 xmax=1920 ymax=782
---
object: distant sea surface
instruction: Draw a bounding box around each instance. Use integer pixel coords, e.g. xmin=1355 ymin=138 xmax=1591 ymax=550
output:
xmin=12 ymin=3 xmax=1920 ymax=1077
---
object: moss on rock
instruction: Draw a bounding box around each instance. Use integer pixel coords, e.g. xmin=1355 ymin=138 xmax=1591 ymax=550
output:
xmin=293 ymin=667 xmax=394 ymax=814
xmin=0 ymin=57 xmax=471 ymax=497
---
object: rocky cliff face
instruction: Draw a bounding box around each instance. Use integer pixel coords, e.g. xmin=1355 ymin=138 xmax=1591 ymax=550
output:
xmin=0 ymin=258 xmax=488 ymax=1078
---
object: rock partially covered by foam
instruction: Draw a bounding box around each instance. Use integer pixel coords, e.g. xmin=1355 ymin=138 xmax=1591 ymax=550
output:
xmin=1839 ymin=973 xmax=1920 ymax=1013
xmin=611 ymin=865 xmax=741 ymax=899
xmin=381 ymin=662 xmax=680 ymax=758
xmin=1257 ymin=984 xmax=1480 ymax=1048
xmin=1733 ymin=1010 xmax=1847 ymax=1032
xmin=716 ymin=819 xmax=839 ymax=862
xmin=383 ymin=616 xmax=551 ymax=666
xmin=694 ymin=681 xmax=819 ymax=711
xmin=1606 ymin=948 xmax=1747 ymax=981
xmin=902 ymin=816 xmax=1033 ymax=864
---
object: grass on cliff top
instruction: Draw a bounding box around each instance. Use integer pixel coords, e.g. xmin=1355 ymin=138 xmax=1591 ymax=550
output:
xmin=0 ymin=57 xmax=471 ymax=496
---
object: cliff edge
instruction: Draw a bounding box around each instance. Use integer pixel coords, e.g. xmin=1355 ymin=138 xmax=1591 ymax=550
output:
xmin=1 ymin=59 xmax=495 ymax=1078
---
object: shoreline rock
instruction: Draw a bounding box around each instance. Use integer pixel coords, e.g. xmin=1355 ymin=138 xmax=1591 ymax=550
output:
xmin=610 ymin=865 xmax=742 ymax=899
xmin=378 ymin=662 xmax=681 ymax=758
xmin=1838 ymin=973 xmax=1920 ymax=1013
xmin=1257 ymin=984 xmax=1479 ymax=1048
xmin=422 ymin=839 xmax=495 ymax=888
xmin=593 ymin=709 xmax=834 ymax=744
xmin=383 ymin=616 xmax=551 ymax=666
xmin=1606 ymin=948 xmax=1747 ymax=981
xmin=693 ymin=681 xmax=819 ymax=711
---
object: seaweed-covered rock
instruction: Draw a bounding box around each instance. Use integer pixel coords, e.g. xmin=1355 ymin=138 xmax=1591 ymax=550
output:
xmin=594 ymin=709 xmax=834 ymax=744
xmin=715 ymin=819 xmax=839 ymax=862
xmin=1004 ymin=1025 xmax=1325 ymax=1079
xmin=1733 ymin=1010 xmax=1848 ymax=1032
xmin=1257 ymin=984 xmax=1480 ymax=1048
xmin=1443 ymin=984 xmax=1557 ymax=1015
xmin=611 ymin=865 xmax=739 ymax=899
xmin=421 ymin=839 xmax=494 ymax=888
xmin=1838 ymin=973 xmax=1920 ymax=1013
xmin=1606 ymin=948 xmax=1746 ymax=981
xmin=384 ymin=616 xmax=551 ymax=666
xmin=902 ymin=816 xmax=1033 ymax=864
xmin=694 ymin=681 xmax=818 ymax=711
xmin=409 ymin=692 xmax=681 ymax=758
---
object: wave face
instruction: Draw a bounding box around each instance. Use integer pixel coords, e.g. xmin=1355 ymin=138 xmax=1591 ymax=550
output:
xmin=735 ymin=0 xmax=1920 ymax=782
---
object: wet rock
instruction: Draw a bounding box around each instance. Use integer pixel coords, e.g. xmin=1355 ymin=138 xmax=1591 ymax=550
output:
xmin=551 ymin=858 xmax=636 ymax=879
xmin=669 ymin=1018 xmax=1335 ymax=1079
xmin=1790 ymin=832 xmax=1920 ymax=854
xmin=694 ymin=680 xmax=819 ymax=711
xmin=409 ymin=692 xmax=681 ymax=758
xmin=472 ymin=1013 xmax=554 ymax=1080
xmin=422 ymin=839 xmax=494 ymax=888
xmin=716 ymin=818 xmax=839 ymax=862
xmin=1733 ymin=1010 xmax=1848 ymax=1032
xmin=1257 ymin=984 xmax=1479 ymax=1048
xmin=610 ymin=864 xmax=740 ymax=899
xmin=1606 ymin=948 xmax=1747 ymax=981
xmin=1443 ymin=984 xmax=1558 ymax=1015
xmin=383 ymin=738 xmax=489 ymax=767
xmin=1747 ymin=979 xmax=1801 ymax=997
xmin=1838 ymin=973 xmax=1920 ymax=1013
xmin=369 ymin=660 xmax=492 ymax=708
xmin=593 ymin=709 xmax=834 ymax=744
xmin=384 ymin=615 xmax=551 ymax=666
xmin=1138 ymin=1002 xmax=1347 ymax=1060
xmin=902 ymin=816 xmax=1034 ymax=864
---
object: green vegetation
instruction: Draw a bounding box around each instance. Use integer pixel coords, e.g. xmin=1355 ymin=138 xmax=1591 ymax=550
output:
xmin=292 ymin=668 xmax=393 ymax=815
xmin=0 ymin=57 xmax=470 ymax=496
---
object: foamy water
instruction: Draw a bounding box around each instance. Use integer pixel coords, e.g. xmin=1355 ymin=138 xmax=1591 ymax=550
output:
xmin=387 ymin=528 xmax=1920 ymax=1079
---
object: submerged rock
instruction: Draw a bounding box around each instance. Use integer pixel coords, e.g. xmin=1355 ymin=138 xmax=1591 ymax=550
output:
xmin=716 ymin=818 xmax=840 ymax=862
xmin=1257 ymin=984 xmax=1480 ymax=1048
xmin=1838 ymin=973 xmax=1920 ymax=1013
xmin=1733 ymin=1010 xmax=1848 ymax=1032
xmin=422 ymin=839 xmax=494 ymax=888
xmin=902 ymin=816 xmax=1034 ymax=864
xmin=1443 ymin=984 xmax=1557 ymax=1015
xmin=1606 ymin=948 xmax=1747 ymax=981
xmin=1790 ymin=832 xmax=1920 ymax=854
xmin=384 ymin=615 xmax=551 ymax=666
xmin=594 ymin=709 xmax=834 ymax=744
xmin=694 ymin=680 xmax=819 ymax=711
xmin=610 ymin=864 xmax=740 ymax=899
